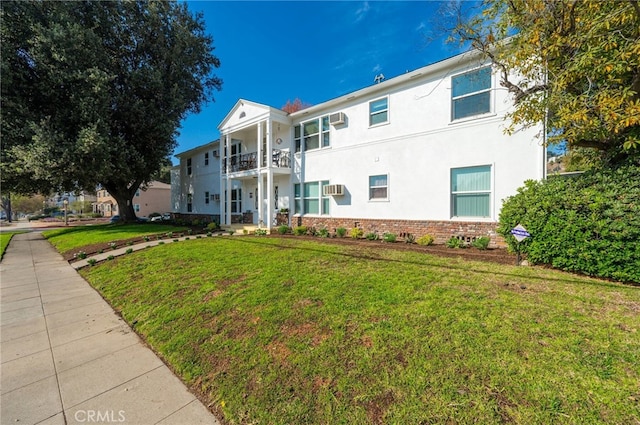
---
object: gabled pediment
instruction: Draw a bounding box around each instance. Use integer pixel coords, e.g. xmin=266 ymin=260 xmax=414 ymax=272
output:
xmin=218 ymin=99 xmax=274 ymax=132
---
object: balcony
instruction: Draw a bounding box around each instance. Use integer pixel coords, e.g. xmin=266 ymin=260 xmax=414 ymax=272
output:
xmin=223 ymin=149 xmax=291 ymax=174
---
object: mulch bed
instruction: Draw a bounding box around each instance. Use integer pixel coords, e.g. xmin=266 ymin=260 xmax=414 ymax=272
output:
xmin=65 ymin=230 xmax=517 ymax=266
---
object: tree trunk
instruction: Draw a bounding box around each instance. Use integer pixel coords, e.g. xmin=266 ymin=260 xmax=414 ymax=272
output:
xmin=105 ymin=182 xmax=141 ymax=223
xmin=1 ymin=193 xmax=12 ymax=223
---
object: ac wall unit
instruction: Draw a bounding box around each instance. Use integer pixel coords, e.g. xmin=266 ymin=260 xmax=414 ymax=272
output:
xmin=212 ymin=149 xmax=219 ymax=157
xmin=211 ymin=193 xmax=220 ymax=201
xmin=329 ymin=112 xmax=346 ymax=126
xmin=322 ymin=184 xmax=345 ymax=196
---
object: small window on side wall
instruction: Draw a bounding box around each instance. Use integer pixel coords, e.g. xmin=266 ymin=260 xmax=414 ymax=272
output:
xmin=369 ymin=174 xmax=388 ymax=200
xmin=451 ymin=67 xmax=492 ymax=121
xmin=369 ymin=97 xmax=388 ymax=126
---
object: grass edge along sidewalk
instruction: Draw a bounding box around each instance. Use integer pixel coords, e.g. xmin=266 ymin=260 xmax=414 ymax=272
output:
xmin=79 ymin=236 xmax=640 ymax=425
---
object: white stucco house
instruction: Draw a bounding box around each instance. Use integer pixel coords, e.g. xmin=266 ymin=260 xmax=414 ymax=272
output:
xmin=172 ymin=50 xmax=546 ymax=245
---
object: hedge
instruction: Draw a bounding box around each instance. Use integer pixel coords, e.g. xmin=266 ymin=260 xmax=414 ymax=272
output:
xmin=498 ymin=165 xmax=640 ymax=283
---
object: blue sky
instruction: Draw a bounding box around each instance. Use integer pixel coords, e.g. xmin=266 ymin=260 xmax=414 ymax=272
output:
xmin=175 ymin=1 xmax=467 ymax=161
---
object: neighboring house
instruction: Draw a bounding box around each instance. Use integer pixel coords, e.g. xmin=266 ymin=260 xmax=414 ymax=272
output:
xmin=94 ymin=181 xmax=171 ymax=218
xmin=172 ymin=50 xmax=546 ymax=245
xmin=48 ymin=191 xmax=97 ymax=213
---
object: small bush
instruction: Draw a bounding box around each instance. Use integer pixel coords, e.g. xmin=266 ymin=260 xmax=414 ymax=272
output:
xmin=75 ymin=251 xmax=87 ymax=260
xmin=293 ymin=226 xmax=308 ymax=236
xmin=196 ymin=235 xmax=202 ymax=239
xmin=87 ymin=258 xmax=97 ymax=266
xmin=365 ymin=232 xmax=379 ymax=241
xmin=278 ymin=225 xmax=289 ymax=235
xmin=416 ymin=235 xmax=434 ymax=246
xmin=97 ymin=249 xmax=103 ymax=254
xmin=109 ymin=242 xmax=118 ymax=250
xmin=207 ymin=222 xmax=219 ymax=231
xmin=383 ymin=232 xmax=397 ymax=243
xmin=127 ymin=241 xmax=134 ymax=246
xmin=446 ymin=236 xmax=464 ymax=249
xmin=350 ymin=228 xmax=364 ymax=239
xmin=126 ymin=248 xmax=133 ymax=254
xmin=158 ymin=241 xmax=165 ymax=245
xmin=206 ymin=232 xmax=212 ymax=237
xmin=187 ymin=228 xmax=193 ymax=235
xmin=317 ymin=227 xmax=330 ymax=238
xmin=404 ymin=233 xmax=416 ymax=244
xmin=336 ymin=227 xmax=347 ymax=238
xmin=192 ymin=219 xmax=201 ymax=227
xmin=472 ymin=236 xmax=491 ymax=250
xmin=254 ymin=228 xmax=268 ymax=236
xmin=143 ymin=236 xmax=150 ymax=242
xmin=173 ymin=239 xmax=179 ymax=242
xmin=107 ymin=255 xmax=115 ymax=261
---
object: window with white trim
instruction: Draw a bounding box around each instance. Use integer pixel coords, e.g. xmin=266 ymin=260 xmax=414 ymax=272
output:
xmin=296 ymin=116 xmax=330 ymax=153
xmin=205 ymin=191 xmax=210 ymax=205
xmin=369 ymin=97 xmax=388 ymax=126
xmin=134 ymin=204 xmax=140 ymax=212
xmin=451 ymin=165 xmax=491 ymax=218
xmin=204 ymin=152 xmax=209 ymax=166
xmin=451 ymin=67 xmax=492 ymax=120
xmin=369 ymin=174 xmax=388 ymax=200
xmin=187 ymin=193 xmax=193 ymax=212
xmin=294 ymin=181 xmax=329 ymax=215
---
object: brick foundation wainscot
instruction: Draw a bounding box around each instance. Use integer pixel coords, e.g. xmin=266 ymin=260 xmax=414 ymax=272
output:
xmin=293 ymin=216 xmax=506 ymax=248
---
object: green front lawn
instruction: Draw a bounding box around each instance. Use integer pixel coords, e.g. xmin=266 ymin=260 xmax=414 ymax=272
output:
xmin=43 ymin=223 xmax=187 ymax=254
xmin=80 ymin=236 xmax=640 ymax=424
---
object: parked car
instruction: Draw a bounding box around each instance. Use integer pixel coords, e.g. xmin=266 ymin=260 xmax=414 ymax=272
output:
xmin=109 ymin=215 xmax=121 ymax=223
xmin=151 ymin=213 xmax=171 ymax=222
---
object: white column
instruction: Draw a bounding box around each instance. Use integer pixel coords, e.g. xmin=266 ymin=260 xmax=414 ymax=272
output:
xmin=257 ymin=121 xmax=264 ymax=227
xmin=225 ymin=134 xmax=231 ymax=225
xmin=266 ymin=120 xmax=273 ymax=228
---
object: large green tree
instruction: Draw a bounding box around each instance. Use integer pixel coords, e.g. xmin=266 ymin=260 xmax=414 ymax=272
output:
xmin=447 ymin=0 xmax=640 ymax=166
xmin=1 ymin=1 xmax=221 ymax=221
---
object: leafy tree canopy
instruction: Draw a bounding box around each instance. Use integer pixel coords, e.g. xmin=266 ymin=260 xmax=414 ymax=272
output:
xmin=1 ymin=0 xmax=222 ymax=221
xmin=448 ymin=0 xmax=640 ymax=166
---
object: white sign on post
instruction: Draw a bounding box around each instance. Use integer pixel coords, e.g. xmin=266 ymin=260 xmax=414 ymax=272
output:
xmin=510 ymin=224 xmax=531 ymax=242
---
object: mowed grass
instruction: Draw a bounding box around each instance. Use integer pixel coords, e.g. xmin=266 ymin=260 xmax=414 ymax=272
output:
xmin=43 ymin=223 xmax=186 ymax=254
xmin=80 ymin=237 xmax=640 ymax=424
xmin=1 ymin=231 xmax=27 ymax=259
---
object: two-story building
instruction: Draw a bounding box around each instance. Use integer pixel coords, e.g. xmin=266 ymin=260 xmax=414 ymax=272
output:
xmin=94 ymin=181 xmax=171 ymax=218
xmin=172 ymin=50 xmax=546 ymax=245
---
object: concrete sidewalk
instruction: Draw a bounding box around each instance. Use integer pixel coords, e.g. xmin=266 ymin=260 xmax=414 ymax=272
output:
xmin=1 ymin=232 xmax=220 ymax=425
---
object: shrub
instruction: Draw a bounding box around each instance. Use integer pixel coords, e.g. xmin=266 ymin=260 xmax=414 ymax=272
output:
xmin=316 ymin=227 xmax=330 ymax=238
xmin=404 ymin=233 xmax=416 ymax=244
xmin=127 ymin=241 xmax=133 ymax=246
xmin=75 ymin=251 xmax=87 ymax=260
xmin=87 ymin=258 xmax=97 ymax=266
xmin=207 ymin=222 xmax=219 ymax=231
xmin=187 ymin=228 xmax=193 ymax=235
xmin=416 ymin=234 xmax=434 ymax=246
xmin=383 ymin=232 xmax=397 ymax=243
xmin=293 ymin=226 xmax=307 ymax=236
xmin=143 ymin=236 xmax=150 ymax=242
xmin=109 ymin=242 xmax=118 ymax=250
xmin=498 ymin=165 xmax=640 ymax=283
xmin=126 ymin=248 xmax=133 ymax=254
xmin=336 ymin=227 xmax=347 ymax=238
xmin=206 ymin=232 xmax=212 ymax=237
xmin=158 ymin=241 xmax=165 ymax=245
xmin=365 ymin=232 xmax=379 ymax=241
xmin=192 ymin=219 xmax=201 ymax=227
xmin=278 ymin=225 xmax=289 ymax=235
xmin=472 ymin=236 xmax=491 ymax=250
xmin=254 ymin=228 xmax=268 ymax=236
xmin=107 ymin=255 xmax=114 ymax=261
xmin=446 ymin=236 xmax=464 ymax=249
xmin=350 ymin=228 xmax=363 ymax=239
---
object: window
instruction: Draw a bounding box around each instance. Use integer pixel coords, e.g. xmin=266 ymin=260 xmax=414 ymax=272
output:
xmin=369 ymin=174 xmax=388 ymax=200
xmin=452 ymin=67 xmax=491 ymax=120
xmin=187 ymin=158 xmax=192 ymax=175
xmin=204 ymin=152 xmax=209 ymax=166
xmin=205 ymin=191 xmax=210 ymax=205
xmin=187 ymin=193 xmax=193 ymax=212
xmin=294 ymin=125 xmax=301 ymax=153
xmin=369 ymin=97 xmax=388 ymax=126
xmin=451 ymin=165 xmax=491 ymax=217
xmin=299 ymin=116 xmax=330 ymax=152
xmin=294 ymin=181 xmax=329 ymax=215
xmin=224 ymin=188 xmax=242 ymax=213
xmin=134 ymin=204 xmax=140 ymax=212
xmin=135 ymin=190 xmax=140 ymax=197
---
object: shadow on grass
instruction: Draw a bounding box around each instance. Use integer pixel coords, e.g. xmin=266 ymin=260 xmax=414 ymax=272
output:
xmin=223 ymin=236 xmax=637 ymax=289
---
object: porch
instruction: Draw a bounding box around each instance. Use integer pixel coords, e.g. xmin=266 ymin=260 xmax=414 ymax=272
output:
xmin=223 ymin=148 xmax=291 ymax=174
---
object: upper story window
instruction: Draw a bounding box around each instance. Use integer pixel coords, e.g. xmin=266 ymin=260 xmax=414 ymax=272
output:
xmin=297 ymin=116 xmax=330 ymax=152
xmin=204 ymin=152 xmax=209 ymax=166
xmin=369 ymin=174 xmax=388 ymax=200
xmin=451 ymin=165 xmax=491 ymax=218
xmin=369 ymin=97 xmax=388 ymax=126
xmin=451 ymin=66 xmax=492 ymax=120
xmin=187 ymin=158 xmax=192 ymax=175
